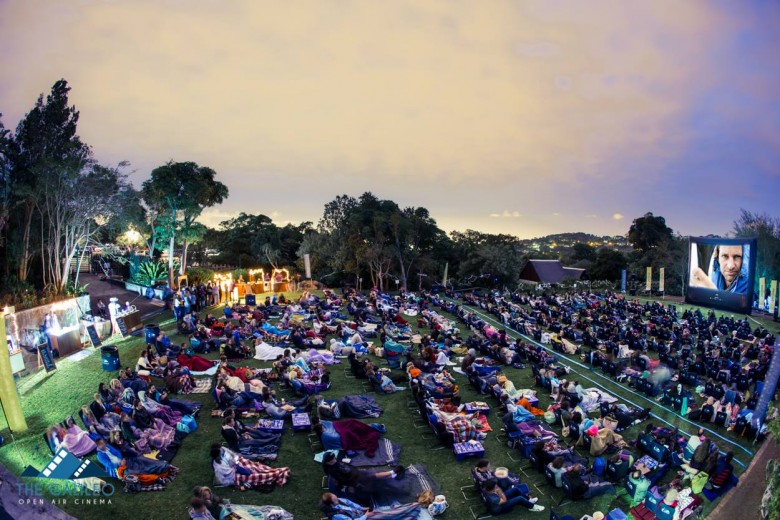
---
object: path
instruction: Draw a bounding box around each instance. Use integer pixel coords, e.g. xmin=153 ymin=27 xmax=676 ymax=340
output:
xmin=0 ymin=462 xmax=75 ymax=520
xmin=78 ymin=273 xmax=165 ymax=320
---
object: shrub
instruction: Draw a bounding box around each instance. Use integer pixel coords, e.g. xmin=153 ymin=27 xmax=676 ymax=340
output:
xmin=187 ymin=267 xmax=215 ymax=285
xmin=133 ymin=260 xmax=168 ymax=286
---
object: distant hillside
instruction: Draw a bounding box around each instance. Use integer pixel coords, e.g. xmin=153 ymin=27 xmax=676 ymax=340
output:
xmin=520 ymin=232 xmax=631 ymax=256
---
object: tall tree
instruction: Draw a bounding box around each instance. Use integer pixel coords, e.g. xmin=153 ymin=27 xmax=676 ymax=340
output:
xmin=589 ymin=248 xmax=628 ymax=282
xmin=733 ymin=209 xmax=780 ymax=285
xmin=9 ymin=79 xmax=88 ymax=282
xmin=451 ymin=230 xmax=524 ymax=287
xmin=38 ymin=162 xmax=131 ymax=291
xmin=141 ymin=161 xmax=228 ymax=286
xmin=0 ymin=115 xmax=11 ymax=238
xmin=571 ymin=242 xmax=597 ymax=262
xmin=628 ymin=212 xmax=674 ymax=253
xmin=390 ymin=206 xmax=443 ymax=290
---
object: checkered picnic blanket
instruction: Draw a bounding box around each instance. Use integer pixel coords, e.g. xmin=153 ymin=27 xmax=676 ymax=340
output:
xmin=234 ymin=458 xmax=291 ymax=489
xmin=190 ymin=378 xmax=213 ymax=393
xmin=444 ymin=415 xmax=482 ymax=443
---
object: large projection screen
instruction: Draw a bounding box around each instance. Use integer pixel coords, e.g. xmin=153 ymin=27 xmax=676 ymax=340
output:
xmin=686 ymin=236 xmax=756 ymax=314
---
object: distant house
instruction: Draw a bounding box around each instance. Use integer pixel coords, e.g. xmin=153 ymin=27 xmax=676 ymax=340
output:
xmin=518 ymin=259 xmax=586 ymax=284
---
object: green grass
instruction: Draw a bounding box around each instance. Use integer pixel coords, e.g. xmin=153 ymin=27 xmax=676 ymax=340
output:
xmin=0 ymin=292 xmax=776 ymax=520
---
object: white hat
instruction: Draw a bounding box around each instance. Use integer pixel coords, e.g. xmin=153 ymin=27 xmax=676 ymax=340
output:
xmin=593 ymin=512 xmax=605 ymax=520
xmin=433 ymin=495 xmax=447 ymax=503
xmin=109 ymin=297 xmax=119 ymax=302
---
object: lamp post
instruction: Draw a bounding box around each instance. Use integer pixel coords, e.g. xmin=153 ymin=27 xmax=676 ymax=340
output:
xmin=395 ymin=279 xmax=400 ymax=294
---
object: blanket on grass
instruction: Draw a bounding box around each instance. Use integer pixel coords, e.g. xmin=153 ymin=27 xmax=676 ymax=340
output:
xmin=580 ymin=387 xmax=618 ymax=412
xmin=190 ymin=378 xmax=213 ymax=393
xmin=333 ymin=419 xmax=382 ymax=457
xmin=348 ymin=439 xmax=401 ymax=467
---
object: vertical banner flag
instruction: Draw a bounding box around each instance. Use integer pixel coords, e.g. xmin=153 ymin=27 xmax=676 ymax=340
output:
xmin=753 ymin=344 xmax=780 ymax=429
xmin=646 ymin=267 xmax=652 ymax=292
xmin=770 ymin=280 xmax=778 ymax=314
xmin=304 ymin=254 xmax=311 ymax=279
xmin=659 ymin=268 xmax=665 ymax=292
xmin=759 ymin=277 xmax=766 ymax=310
xmin=442 ymin=262 xmax=449 ymax=288
xmin=621 ymin=269 xmax=627 ymax=293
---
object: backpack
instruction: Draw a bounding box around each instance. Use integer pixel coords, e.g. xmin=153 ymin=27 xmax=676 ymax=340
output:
xmin=691 ymin=471 xmax=709 ymax=494
xmin=592 ymin=456 xmax=606 ymax=476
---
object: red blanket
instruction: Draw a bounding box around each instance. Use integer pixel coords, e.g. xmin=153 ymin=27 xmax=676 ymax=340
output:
xmin=224 ymin=366 xmax=255 ymax=383
xmin=176 ymin=354 xmax=215 ymax=372
xmin=332 ymin=419 xmax=380 ymax=457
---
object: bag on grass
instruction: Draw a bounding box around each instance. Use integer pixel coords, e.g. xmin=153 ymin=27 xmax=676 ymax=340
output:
xmin=593 ymin=457 xmax=606 ymax=476
xmin=427 ymin=495 xmax=448 ymax=516
xmin=180 ymin=414 xmax=197 ymax=433
xmin=544 ymin=410 xmax=556 ymax=424
xmin=691 ymin=471 xmax=709 ymax=494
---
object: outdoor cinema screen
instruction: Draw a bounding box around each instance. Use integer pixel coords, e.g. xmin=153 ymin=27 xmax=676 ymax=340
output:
xmin=686 ymin=236 xmax=756 ymax=314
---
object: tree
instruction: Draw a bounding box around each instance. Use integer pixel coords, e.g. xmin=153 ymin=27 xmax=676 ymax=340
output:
xmin=0 ymin=115 xmax=11 ymax=238
xmin=589 ymin=248 xmax=628 ymax=282
xmin=628 ymin=213 xmax=673 ymax=253
xmin=451 ymin=230 xmax=524 ymax=287
xmin=390 ymin=206 xmax=443 ymax=290
xmin=9 ymin=79 xmax=88 ymax=282
xmin=38 ymin=162 xmax=132 ymax=292
xmin=733 ymin=209 xmax=780 ymax=287
xmin=141 ymin=161 xmax=228 ymax=286
xmin=571 ymin=242 xmax=597 ymax=262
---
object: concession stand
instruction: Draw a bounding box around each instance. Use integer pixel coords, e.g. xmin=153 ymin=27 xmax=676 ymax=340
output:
xmin=270 ymin=268 xmax=291 ymax=292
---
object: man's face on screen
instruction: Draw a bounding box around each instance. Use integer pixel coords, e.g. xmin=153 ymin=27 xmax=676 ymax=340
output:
xmin=718 ymin=245 xmax=743 ymax=287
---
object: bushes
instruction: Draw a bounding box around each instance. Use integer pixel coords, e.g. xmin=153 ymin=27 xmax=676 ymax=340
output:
xmin=132 ymin=260 xmax=168 ymax=286
xmin=187 ymin=267 xmax=215 ymax=284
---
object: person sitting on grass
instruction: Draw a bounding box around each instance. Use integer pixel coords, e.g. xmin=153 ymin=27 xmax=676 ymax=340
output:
xmin=261 ymin=390 xmax=313 ymax=419
xmin=188 ymin=497 xmax=216 ymax=520
xmin=210 ymin=443 xmax=290 ymax=491
xmin=220 ymin=416 xmax=282 ymax=458
xmin=121 ymin=410 xmax=178 ymax=453
xmin=473 ymin=460 xmax=539 ymax=500
xmin=137 ymin=391 xmax=182 ymax=426
xmin=319 ymin=492 xmax=422 ymax=520
xmin=367 ymin=367 xmax=406 ymax=393
xmin=95 ymin=437 xmax=176 ymax=481
xmin=706 ymin=451 xmax=735 ymax=491
xmin=481 ymin=478 xmax=545 ymax=514
xmin=147 ymin=384 xmax=201 ymax=416
xmin=563 ymin=464 xmax=615 ymax=500
xmin=547 ymin=457 xmax=568 ymax=488
xmin=192 ymin=486 xmax=225 ymax=519
xmin=222 ymin=408 xmax=282 ymax=442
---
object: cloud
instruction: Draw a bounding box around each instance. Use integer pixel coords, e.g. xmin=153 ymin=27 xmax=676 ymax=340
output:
xmin=198 ymin=208 xmax=240 ymax=229
xmin=0 ymin=1 xmax=777 ymax=238
xmin=489 ymin=210 xmax=522 ymax=218
xmin=514 ymin=41 xmax=560 ymax=58
xmin=612 ymin=213 xmax=625 ymax=220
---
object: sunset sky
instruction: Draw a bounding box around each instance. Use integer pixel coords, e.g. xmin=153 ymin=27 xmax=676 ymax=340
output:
xmin=1 ymin=0 xmax=778 ymax=238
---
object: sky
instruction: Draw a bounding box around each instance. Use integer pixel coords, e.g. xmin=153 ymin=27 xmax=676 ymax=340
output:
xmin=1 ymin=0 xmax=778 ymax=239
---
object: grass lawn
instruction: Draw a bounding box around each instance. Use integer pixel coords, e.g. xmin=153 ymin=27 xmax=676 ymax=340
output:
xmin=0 ymin=291 xmax=776 ymax=520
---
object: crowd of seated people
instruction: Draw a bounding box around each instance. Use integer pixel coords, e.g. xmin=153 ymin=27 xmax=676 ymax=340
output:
xmin=444 ymin=288 xmax=776 ymax=443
